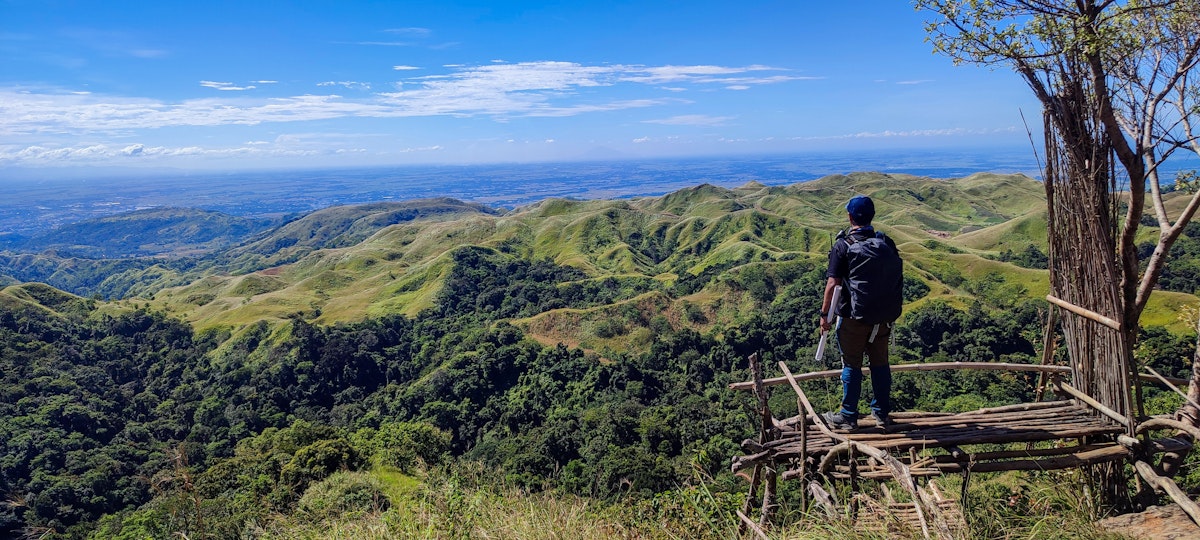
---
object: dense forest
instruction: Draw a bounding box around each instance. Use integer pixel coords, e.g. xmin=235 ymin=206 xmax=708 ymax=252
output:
xmin=2 ymin=174 xmax=1199 ymax=538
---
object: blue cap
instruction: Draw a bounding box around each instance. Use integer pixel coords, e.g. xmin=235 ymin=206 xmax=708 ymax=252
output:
xmin=846 ymin=195 xmax=875 ymax=224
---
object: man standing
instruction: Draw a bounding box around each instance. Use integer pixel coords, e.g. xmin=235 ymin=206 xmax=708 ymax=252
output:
xmin=819 ymin=195 xmax=904 ymax=430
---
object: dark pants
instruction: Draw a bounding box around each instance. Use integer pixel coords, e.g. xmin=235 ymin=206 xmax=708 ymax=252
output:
xmin=836 ymin=318 xmax=892 ymax=418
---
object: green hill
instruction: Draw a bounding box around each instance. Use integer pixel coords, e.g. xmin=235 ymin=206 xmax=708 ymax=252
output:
xmin=3 ymin=172 xmax=1189 ymax=340
xmin=149 ymin=171 xmax=1194 ymax=344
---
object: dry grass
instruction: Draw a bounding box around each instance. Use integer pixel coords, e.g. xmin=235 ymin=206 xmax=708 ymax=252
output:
xmin=252 ymin=459 xmax=1146 ymax=540
xmin=257 ymin=473 xmax=686 ymax=539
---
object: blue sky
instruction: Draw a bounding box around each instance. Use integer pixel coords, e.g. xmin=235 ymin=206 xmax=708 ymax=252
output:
xmin=1 ymin=1 xmax=1043 ymax=172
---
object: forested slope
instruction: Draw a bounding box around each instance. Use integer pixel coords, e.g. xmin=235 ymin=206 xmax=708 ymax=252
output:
xmin=2 ymin=172 xmax=1199 ymax=538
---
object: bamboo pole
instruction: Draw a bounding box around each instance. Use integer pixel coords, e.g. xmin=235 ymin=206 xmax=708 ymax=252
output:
xmin=736 ymin=510 xmax=771 ymax=540
xmin=930 ymin=444 xmax=1109 ymax=463
xmin=926 ymin=445 xmax=1128 ymax=473
xmin=1034 ymin=308 xmax=1060 ymax=404
xmin=730 ymin=362 xmax=1071 ymax=391
xmin=728 ymin=362 xmax=1189 ymax=392
xmin=1056 ymin=381 xmax=1132 ymax=428
xmin=740 ymin=352 xmax=772 ymax=536
xmin=799 ymin=404 xmax=809 ymax=514
xmin=1046 ymin=294 xmax=1122 ymax=331
xmin=760 ymin=464 xmax=778 ymax=528
xmin=1145 ymin=366 xmax=1200 ymax=412
xmin=777 ymin=361 xmax=839 ymax=440
xmin=738 ymin=463 xmax=762 ymax=532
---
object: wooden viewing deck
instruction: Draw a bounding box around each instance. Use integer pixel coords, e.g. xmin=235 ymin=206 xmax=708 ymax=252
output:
xmin=729 ymin=357 xmax=1200 ymax=540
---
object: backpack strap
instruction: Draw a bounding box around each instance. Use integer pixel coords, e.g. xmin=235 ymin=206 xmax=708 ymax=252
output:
xmin=841 ymin=228 xmax=884 ymax=246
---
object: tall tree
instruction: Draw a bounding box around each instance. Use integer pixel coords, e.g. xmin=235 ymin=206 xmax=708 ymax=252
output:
xmin=918 ymin=0 xmax=1200 ymax=505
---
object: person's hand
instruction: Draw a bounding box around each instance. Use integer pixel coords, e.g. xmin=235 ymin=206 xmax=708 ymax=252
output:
xmin=820 ymin=315 xmax=832 ymax=332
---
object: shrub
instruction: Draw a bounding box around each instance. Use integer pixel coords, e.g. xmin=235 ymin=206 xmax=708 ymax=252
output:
xmin=296 ymin=471 xmax=390 ymax=522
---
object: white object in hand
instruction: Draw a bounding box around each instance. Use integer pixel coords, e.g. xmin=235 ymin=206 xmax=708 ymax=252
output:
xmin=814 ymin=285 xmax=842 ymax=361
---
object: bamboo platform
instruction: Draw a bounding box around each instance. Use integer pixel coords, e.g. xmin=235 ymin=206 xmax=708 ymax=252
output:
xmin=732 ymin=400 xmax=1130 ymax=477
xmin=729 ymin=356 xmax=1199 ymax=540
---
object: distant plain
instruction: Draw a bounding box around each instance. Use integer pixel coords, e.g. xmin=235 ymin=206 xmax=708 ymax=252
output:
xmin=1 ymin=148 xmax=1047 ymax=235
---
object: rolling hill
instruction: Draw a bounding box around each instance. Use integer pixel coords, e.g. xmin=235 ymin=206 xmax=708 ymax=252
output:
xmin=3 ymin=171 xmax=1193 ymax=346
xmin=137 ymin=171 xmax=1198 ymax=346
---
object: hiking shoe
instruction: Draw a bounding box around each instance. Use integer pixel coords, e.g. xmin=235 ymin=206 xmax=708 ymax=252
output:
xmin=821 ymin=411 xmax=858 ymax=431
xmin=870 ymin=411 xmax=894 ymax=428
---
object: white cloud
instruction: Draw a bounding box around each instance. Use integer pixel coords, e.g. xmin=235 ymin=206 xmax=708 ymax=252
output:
xmin=644 ymin=114 xmax=734 ymax=126
xmin=318 ymin=81 xmax=371 ymax=90
xmin=632 ymin=136 xmax=650 ymax=143
xmin=393 ymin=65 xmax=420 ymax=71
xmin=0 ymin=141 xmax=352 ymax=164
xmin=0 ymin=62 xmax=802 ymax=140
xmin=200 ymin=81 xmax=257 ymax=91
xmin=799 ymin=127 xmax=1018 ymax=140
xmin=398 ymin=145 xmax=443 ymax=153
xmin=253 ymin=80 xmax=278 ymax=84
xmin=897 ymin=80 xmax=934 ymax=85
xmin=726 ymin=85 xmax=750 ymax=91
xmin=616 ymin=64 xmax=815 ymax=86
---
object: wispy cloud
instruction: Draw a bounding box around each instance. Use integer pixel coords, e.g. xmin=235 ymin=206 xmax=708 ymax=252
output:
xmin=200 ymin=81 xmax=257 ymax=91
xmin=0 ymin=61 xmax=801 ymax=137
xmin=0 ymin=135 xmax=455 ymax=164
xmin=1 ymin=140 xmax=363 ymax=164
xmin=318 ymin=81 xmax=371 ymax=90
xmin=801 ymin=127 xmax=1018 ymax=140
xmin=618 ymin=65 xmax=817 ymax=85
xmin=897 ymin=80 xmax=933 ymax=85
xmin=355 ymin=41 xmax=418 ymax=47
xmin=644 ymin=114 xmax=734 ymax=126
xmin=393 ymin=65 xmax=420 ymax=71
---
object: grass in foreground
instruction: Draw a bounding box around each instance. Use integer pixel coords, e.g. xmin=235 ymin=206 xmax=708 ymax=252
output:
xmin=254 ymin=463 xmax=1145 ymax=540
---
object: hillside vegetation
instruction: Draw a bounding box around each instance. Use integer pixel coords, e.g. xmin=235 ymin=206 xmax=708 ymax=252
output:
xmin=131 ymin=172 xmax=1191 ymax=340
xmin=2 ymin=172 xmax=1198 ymax=539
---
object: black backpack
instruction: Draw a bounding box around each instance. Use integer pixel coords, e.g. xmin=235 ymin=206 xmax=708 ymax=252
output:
xmin=839 ymin=231 xmax=903 ymax=324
